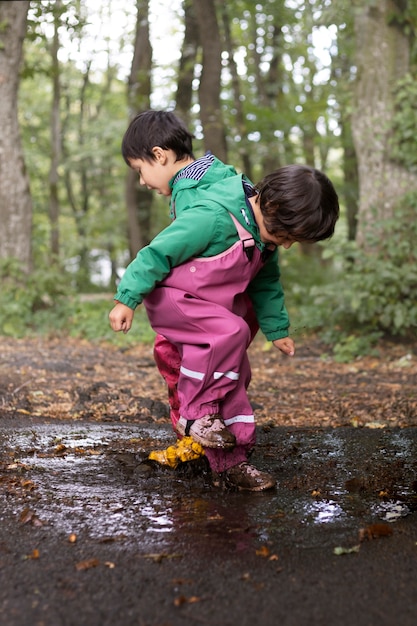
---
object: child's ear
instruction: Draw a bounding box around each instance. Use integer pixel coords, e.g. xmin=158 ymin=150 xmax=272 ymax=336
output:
xmin=152 ymin=146 xmax=168 ymax=164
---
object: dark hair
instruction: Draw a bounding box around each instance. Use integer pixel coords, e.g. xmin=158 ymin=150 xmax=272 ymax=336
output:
xmin=121 ymin=110 xmax=195 ymax=165
xmin=255 ymin=165 xmax=340 ymax=242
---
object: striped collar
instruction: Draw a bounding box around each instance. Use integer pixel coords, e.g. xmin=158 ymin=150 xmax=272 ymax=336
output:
xmin=173 ymin=152 xmax=215 ymax=184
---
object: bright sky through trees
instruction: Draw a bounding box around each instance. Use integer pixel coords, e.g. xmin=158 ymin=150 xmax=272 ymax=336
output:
xmin=54 ymin=0 xmax=183 ymax=81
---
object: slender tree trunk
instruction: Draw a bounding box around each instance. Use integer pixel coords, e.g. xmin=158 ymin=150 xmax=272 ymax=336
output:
xmin=0 ymin=0 xmax=32 ymax=271
xmin=126 ymin=0 xmax=153 ymax=258
xmin=192 ymin=0 xmax=227 ymax=162
xmin=352 ymin=0 xmax=417 ymax=248
xmin=49 ymin=0 xmax=62 ymax=260
xmin=341 ymin=121 xmax=359 ymax=241
xmin=175 ymin=0 xmax=199 ymax=127
xmin=331 ymin=29 xmax=360 ymax=242
xmin=220 ymin=3 xmax=252 ymax=180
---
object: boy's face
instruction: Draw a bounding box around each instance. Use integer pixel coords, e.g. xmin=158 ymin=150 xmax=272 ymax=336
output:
xmin=128 ymin=156 xmax=173 ymax=196
xmin=260 ymin=228 xmax=299 ymax=249
xmin=249 ymin=195 xmax=300 ymax=249
xmin=256 ymin=215 xmax=299 ymax=249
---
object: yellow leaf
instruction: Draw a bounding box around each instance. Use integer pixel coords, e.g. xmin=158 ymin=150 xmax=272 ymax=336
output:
xmin=255 ymin=545 xmax=270 ymax=557
xmin=24 ymin=548 xmax=40 ymax=560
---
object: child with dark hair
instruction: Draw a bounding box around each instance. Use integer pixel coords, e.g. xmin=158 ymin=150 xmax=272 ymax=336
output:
xmin=119 ymin=109 xmax=257 ymax=446
xmin=109 ymin=110 xmax=340 ymax=491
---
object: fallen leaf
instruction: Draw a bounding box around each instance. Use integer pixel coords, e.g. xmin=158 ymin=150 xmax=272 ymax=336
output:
xmin=7 ymin=462 xmax=30 ymax=471
xmin=174 ymin=595 xmax=201 ymax=607
xmin=20 ymin=479 xmax=36 ymax=490
xmin=359 ymin=523 xmax=393 ymax=542
xmin=333 ymin=545 xmax=361 ymax=556
xmin=378 ymin=490 xmax=389 ymax=498
xmin=255 ymin=545 xmax=270 ymax=557
xmin=24 ymin=548 xmax=40 ymax=560
xmin=19 ymin=508 xmax=44 ymax=526
xmin=142 ymin=553 xmax=182 ymax=563
xmin=75 ymin=558 xmax=100 ymax=571
xmin=54 ymin=443 xmax=67 ymax=455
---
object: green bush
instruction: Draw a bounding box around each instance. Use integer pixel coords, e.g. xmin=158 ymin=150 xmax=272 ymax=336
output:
xmin=0 ymin=258 xmax=74 ymax=337
xmin=302 ymin=197 xmax=417 ymax=360
xmin=0 ymin=258 xmax=154 ymax=344
xmin=67 ymin=298 xmax=155 ymax=345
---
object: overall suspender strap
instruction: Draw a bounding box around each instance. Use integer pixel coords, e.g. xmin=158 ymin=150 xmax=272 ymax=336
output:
xmin=228 ymin=213 xmax=256 ymax=261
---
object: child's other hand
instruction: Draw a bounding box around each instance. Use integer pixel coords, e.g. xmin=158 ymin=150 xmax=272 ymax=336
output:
xmin=109 ymin=302 xmax=135 ymax=334
xmin=273 ymin=337 xmax=295 ymax=357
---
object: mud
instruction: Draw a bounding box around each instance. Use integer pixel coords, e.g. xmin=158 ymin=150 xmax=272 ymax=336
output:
xmin=1 ymin=419 xmax=417 ymax=626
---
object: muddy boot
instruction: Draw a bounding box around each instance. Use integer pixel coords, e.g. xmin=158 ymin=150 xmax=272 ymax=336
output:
xmin=176 ymin=414 xmax=236 ymax=449
xmin=214 ymin=462 xmax=276 ymax=491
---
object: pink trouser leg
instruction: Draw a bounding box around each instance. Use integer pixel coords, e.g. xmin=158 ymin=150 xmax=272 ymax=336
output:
xmin=153 ymin=334 xmax=181 ymax=431
xmin=152 ymin=295 xmax=259 ymax=473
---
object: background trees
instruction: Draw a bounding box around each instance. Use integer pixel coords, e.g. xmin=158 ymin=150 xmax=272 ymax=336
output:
xmin=0 ymin=1 xmax=32 ymax=272
xmin=0 ymin=0 xmax=416 ymax=356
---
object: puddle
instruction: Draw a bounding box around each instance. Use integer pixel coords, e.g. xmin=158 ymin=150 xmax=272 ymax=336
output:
xmin=1 ymin=422 xmax=417 ymax=554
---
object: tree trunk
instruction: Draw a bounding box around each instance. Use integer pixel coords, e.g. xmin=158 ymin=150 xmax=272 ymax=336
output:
xmin=0 ymin=1 xmax=32 ymax=271
xmin=192 ymin=0 xmax=227 ymax=162
xmin=220 ymin=3 xmax=253 ymax=180
xmin=126 ymin=0 xmax=153 ymax=258
xmin=175 ymin=0 xmax=199 ymax=127
xmin=49 ymin=0 xmax=62 ymax=260
xmin=341 ymin=120 xmax=359 ymax=241
xmin=352 ymin=0 xmax=417 ymax=248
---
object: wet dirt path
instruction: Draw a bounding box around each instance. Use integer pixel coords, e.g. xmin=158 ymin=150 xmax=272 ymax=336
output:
xmin=1 ymin=421 xmax=417 ymax=625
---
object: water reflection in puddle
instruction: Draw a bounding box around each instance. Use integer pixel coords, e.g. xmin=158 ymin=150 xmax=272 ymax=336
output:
xmin=301 ymin=499 xmax=346 ymax=525
xmin=2 ymin=422 xmax=417 ymax=553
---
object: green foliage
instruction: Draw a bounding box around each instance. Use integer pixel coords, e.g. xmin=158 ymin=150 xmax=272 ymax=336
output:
xmin=20 ymin=4 xmax=132 ymax=292
xmin=0 ymin=258 xmax=75 ymax=337
xmin=301 ymin=196 xmax=417 ymax=360
xmin=0 ymin=258 xmax=154 ymax=344
xmin=66 ymin=299 xmax=155 ymax=345
xmin=390 ymin=73 xmax=417 ymax=171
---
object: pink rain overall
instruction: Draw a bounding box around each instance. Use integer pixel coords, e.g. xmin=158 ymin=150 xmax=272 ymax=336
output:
xmin=144 ymin=215 xmax=264 ymax=472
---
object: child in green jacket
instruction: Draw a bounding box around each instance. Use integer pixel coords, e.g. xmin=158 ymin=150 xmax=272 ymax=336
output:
xmin=109 ymin=110 xmax=339 ymax=491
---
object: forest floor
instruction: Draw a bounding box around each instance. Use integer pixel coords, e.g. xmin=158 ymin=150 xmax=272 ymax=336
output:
xmin=1 ymin=334 xmax=416 ymax=429
xmin=1 ymin=334 xmax=417 ymax=626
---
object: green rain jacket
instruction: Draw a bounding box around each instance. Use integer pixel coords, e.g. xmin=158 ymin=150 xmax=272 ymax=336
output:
xmin=114 ymin=157 xmax=290 ymax=341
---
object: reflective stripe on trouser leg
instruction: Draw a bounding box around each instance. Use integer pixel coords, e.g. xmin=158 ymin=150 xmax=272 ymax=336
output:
xmin=144 ymin=288 xmax=253 ymax=422
xmin=153 ymin=309 xmax=258 ymax=443
xmin=204 ymin=350 xmax=256 ymax=473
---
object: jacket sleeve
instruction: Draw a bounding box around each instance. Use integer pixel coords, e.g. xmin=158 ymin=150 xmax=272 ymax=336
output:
xmin=246 ymin=250 xmax=290 ymax=341
xmin=114 ymin=209 xmax=219 ymax=309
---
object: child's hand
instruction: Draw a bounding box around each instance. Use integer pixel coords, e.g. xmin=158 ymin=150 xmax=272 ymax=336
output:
xmin=109 ymin=302 xmax=135 ymax=334
xmin=273 ymin=337 xmax=295 ymax=357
